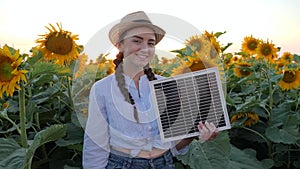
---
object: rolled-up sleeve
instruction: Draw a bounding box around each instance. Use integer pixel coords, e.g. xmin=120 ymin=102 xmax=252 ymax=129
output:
xmin=83 ymin=84 xmax=110 ymax=169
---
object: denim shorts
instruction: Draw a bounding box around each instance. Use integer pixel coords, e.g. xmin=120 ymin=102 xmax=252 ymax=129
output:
xmin=106 ymin=150 xmax=175 ymax=169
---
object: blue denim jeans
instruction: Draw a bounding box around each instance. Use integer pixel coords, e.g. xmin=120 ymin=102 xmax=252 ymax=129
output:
xmin=106 ymin=150 xmax=175 ymax=169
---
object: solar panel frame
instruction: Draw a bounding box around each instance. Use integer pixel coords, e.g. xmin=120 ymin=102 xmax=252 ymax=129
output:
xmin=149 ymin=67 xmax=231 ymax=142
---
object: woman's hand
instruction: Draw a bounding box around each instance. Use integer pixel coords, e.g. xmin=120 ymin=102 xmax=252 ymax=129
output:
xmin=198 ymin=121 xmax=219 ymax=142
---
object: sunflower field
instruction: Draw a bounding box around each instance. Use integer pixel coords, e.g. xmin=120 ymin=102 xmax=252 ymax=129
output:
xmin=0 ymin=23 xmax=299 ymax=169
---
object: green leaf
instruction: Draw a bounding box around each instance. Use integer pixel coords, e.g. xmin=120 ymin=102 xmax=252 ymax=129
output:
xmin=26 ymin=49 xmax=43 ymax=66
xmin=31 ymin=62 xmax=71 ymax=77
xmin=56 ymin=123 xmax=83 ymax=147
xmin=228 ymin=147 xmax=273 ymax=169
xmin=177 ymin=132 xmax=272 ymax=169
xmin=176 ymin=132 xmax=231 ymax=169
xmin=214 ymin=31 xmax=226 ymax=38
xmin=0 ymin=138 xmax=26 ymax=169
xmin=221 ymin=43 xmax=233 ymax=52
xmin=293 ymin=54 xmax=300 ymax=63
xmin=265 ymin=126 xmax=298 ymax=144
xmin=225 ymin=95 xmax=236 ymax=107
xmin=30 ymin=82 xmax=61 ymax=104
xmin=25 ymin=124 xmax=67 ymax=165
xmin=269 ymin=74 xmax=282 ymax=83
xmin=0 ymin=109 xmax=20 ymax=134
xmin=283 ymin=115 xmax=298 ymax=131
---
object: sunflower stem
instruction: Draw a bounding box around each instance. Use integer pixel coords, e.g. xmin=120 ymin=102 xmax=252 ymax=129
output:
xmin=261 ymin=68 xmax=273 ymax=125
xmin=67 ymin=76 xmax=75 ymax=111
xmin=19 ymin=81 xmax=28 ymax=148
xmin=242 ymin=126 xmax=272 ymax=158
xmin=259 ymin=67 xmax=274 ymax=159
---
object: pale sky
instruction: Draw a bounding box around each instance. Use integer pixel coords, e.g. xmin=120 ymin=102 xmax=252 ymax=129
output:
xmin=1 ymin=0 xmax=300 ymax=60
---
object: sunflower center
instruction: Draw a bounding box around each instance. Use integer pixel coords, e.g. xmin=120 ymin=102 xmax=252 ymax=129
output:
xmin=282 ymin=71 xmax=296 ymax=83
xmin=190 ymin=61 xmax=206 ymax=71
xmin=239 ymin=64 xmax=251 ymax=76
xmin=0 ymin=61 xmax=13 ymax=81
xmin=192 ymin=41 xmax=202 ymax=50
xmin=210 ymin=46 xmax=218 ymax=59
xmin=45 ymin=33 xmax=73 ymax=55
xmin=261 ymin=46 xmax=271 ymax=56
xmin=248 ymin=41 xmax=257 ymax=50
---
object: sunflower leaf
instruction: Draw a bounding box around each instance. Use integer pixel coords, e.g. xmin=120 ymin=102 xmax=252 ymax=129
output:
xmin=214 ymin=31 xmax=226 ymax=38
xmin=265 ymin=126 xmax=298 ymax=144
xmin=221 ymin=43 xmax=233 ymax=52
xmin=25 ymin=124 xmax=67 ymax=166
xmin=31 ymin=62 xmax=71 ymax=77
xmin=176 ymin=131 xmax=231 ymax=169
xmin=0 ymin=138 xmax=26 ymax=169
xmin=293 ymin=54 xmax=300 ymax=63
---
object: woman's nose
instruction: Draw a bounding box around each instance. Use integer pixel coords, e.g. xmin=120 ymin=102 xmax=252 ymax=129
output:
xmin=139 ymin=42 xmax=150 ymax=51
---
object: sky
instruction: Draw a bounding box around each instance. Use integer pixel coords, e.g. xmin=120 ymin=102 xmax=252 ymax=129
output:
xmin=1 ymin=0 xmax=300 ymax=60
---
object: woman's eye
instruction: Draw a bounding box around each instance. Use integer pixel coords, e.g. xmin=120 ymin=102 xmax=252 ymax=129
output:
xmin=148 ymin=42 xmax=155 ymax=47
xmin=133 ymin=39 xmax=142 ymax=43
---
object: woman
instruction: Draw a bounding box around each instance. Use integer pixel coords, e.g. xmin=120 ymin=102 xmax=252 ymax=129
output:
xmin=83 ymin=11 xmax=218 ymax=169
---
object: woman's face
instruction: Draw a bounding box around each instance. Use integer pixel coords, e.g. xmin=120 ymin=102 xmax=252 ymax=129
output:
xmin=118 ymin=27 xmax=156 ymax=68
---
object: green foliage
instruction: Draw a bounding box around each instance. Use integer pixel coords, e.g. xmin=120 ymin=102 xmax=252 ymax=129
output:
xmin=1 ymin=34 xmax=300 ymax=169
xmin=176 ymin=132 xmax=273 ymax=169
xmin=0 ymin=138 xmax=26 ymax=169
xmin=177 ymin=132 xmax=231 ymax=169
xmin=0 ymin=124 xmax=66 ymax=169
xmin=0 ymin=47 xmax=83 ymax=168
xmin=225 ymin=54 xmax=300 ymax=168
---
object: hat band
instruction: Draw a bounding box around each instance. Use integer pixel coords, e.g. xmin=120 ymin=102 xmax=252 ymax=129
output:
xmin=132 ymin=19 xmax=152 ymax=23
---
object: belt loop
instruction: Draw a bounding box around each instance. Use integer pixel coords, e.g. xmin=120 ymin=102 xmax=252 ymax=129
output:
xmin=149 ymin=158 xmax=154 ymax=168
xmin=163 ymin=150 xmax=171 ymax=164
xmin=125 ymin=157 xmax=133 ymax=168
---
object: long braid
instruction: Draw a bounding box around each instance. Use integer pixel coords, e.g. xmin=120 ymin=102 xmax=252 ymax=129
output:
xmin=143 ymin=63 xmax=157 ymax=81
xmin=114 ymin=52 xmax=139 ymax=122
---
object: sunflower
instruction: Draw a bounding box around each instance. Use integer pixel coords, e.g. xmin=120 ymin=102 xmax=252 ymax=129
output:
xmin=274 ymin=60 xmax=285 ymax=72
xmin=1 ymin=102 xmax=9 ymax=109
xmin=256 ymin=40 xmax=278 ymax=63
xmin=160 ymin=57 xmax=169 ymax=65
xmin=278 ymin=68 xmax=300 ymax=91
xmin=223 ymin=53 xmax=233 ymax=69
xmin=36 ymin=22 xmax=81 ymax=65
xmin=171 ymin=55 xmax=217 ymax=76
xmin=184 ymin=34 xmax=210 ymax=56
xmin=209 ymin=37 xmax=221 ymax=59
xmin=203 ymin=30 xmax=214 ymax=40
xmin=0 ymin=45 xmax=28 ymax=98
xmin=98 ymin=59 xmax=115 ymax=76
xmin=233 ymin=62 xmax=252 ymax=77
xmin=231 ymin=112 xmax=259 ymax=127
xmin=74 ymin=53 xmax=88 ymax=78
xmin=203 ymin=31 xmax=221 ymax=59
xmin=280 ymin=52 xmax=293 ymax=63
xmin=241 ymin=35 xmax=260 ymax=56
xmin=3 ymin=102 xmax=9 ymax=108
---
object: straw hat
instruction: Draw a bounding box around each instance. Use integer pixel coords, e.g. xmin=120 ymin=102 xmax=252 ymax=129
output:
xmin=109 ymin=11 xmax=166 ymax=46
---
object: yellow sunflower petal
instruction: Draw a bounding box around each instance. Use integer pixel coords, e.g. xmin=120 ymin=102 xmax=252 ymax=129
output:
xmin=0 ymin=45 xmax=27 ymax=98
xmin=35 ymin=22 xmax=81 ymax=66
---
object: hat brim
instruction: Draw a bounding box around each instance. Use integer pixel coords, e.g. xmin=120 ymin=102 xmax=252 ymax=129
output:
xmin=109 ymin=22 xmax=166 ymax=46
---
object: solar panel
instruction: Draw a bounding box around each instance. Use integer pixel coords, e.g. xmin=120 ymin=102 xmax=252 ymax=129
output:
xmin=149 ymin=67 xmax=231 ymax=142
